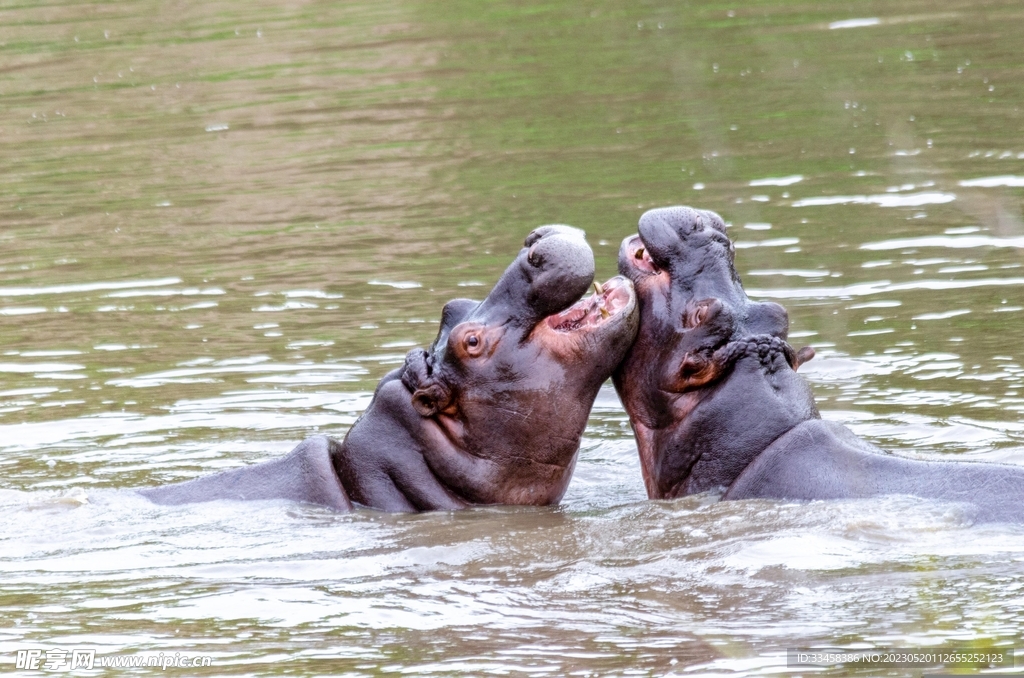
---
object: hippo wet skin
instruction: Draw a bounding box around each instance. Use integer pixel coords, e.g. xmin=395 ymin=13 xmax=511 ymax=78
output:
xmin=613 ymin=205 xmax=1024 ymax=523
xmin=141 ymin=225 xmax=638 ymax=512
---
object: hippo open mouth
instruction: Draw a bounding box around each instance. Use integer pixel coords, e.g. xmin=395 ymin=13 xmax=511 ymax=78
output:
xmin=547 ymin=276 xmax=633 ymax=332
xmin=621 ymin=235 xmax=661 ymax=275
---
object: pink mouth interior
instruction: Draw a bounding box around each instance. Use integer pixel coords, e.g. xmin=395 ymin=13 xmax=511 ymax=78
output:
xmin=547 ymin=277 xmax=631 ymax=332
xmin=626 ymin=236 xmax=660 ymax=274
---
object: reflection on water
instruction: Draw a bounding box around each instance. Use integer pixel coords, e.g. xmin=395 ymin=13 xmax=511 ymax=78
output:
xmin=2 ymin=0 xmax=1024 ymax=674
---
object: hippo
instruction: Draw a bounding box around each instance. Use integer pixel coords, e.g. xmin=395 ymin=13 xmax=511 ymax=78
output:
xmin=141 ymin=225 xmax=638 ymax=512
xmin=613 ymin=205 xmax=1024 ymax=523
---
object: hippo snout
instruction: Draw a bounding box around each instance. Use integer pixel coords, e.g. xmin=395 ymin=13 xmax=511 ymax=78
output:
xmin=470 ymin=224 xmax=597 ymax=327
xmin=639 ymin=206 xmax=727 ymax=239
xmin=635 ymin=206 xmax=731 ymax=272
xmin=527 ymin=223 xmax=592 ymax=276
xmin=520 ymin=225 xmax=595 ymax=320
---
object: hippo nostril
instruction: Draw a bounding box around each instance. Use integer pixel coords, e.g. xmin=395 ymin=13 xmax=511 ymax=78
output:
xmin=527 ymin=242 xmax=541 ymax=267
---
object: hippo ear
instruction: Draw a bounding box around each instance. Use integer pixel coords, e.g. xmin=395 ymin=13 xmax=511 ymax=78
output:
xmin=411 ymin=382 xmax=451 ymax=417
xmin=402 ymin=348 xmax=453 ymax=417
xmin=675 ymin=352 xmax=724 ymax=391
xmin=793 ymin=346 xmax=815 ymax=371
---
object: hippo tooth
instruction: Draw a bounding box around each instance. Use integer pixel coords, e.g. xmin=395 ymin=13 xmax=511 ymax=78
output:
xmin=600 ymin=306 xmax=610 ymax=319
xmin=635 ymin=247 xmax=645 ymax=259
xmin=594 ymin=281 xmax=604 ymax=295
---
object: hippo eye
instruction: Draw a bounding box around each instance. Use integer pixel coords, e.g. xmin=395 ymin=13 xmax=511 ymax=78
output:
xmin=454 ymin=325 xmax=489 ymax=358
xmin=684 ymin=304 xmax=710 ymax=329
xmin=464 ymin=334 xmax=483 ymax=355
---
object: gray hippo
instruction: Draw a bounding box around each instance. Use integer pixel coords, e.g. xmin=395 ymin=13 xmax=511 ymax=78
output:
xmin=613 ymin=205 xmax=1024 ymax=523
xmin=141 ymin=225 xmax=638 ymax=512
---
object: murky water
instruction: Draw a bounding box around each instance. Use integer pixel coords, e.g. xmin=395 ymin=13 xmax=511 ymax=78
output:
xmin=3 ymin=0 xmax=1024 ymax=674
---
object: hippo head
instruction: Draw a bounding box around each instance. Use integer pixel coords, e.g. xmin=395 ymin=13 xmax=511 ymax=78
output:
xmin=613 ymin=206 xmax=816 ymax=498
xmin=400 ymin=225 xmax=638 ymax=505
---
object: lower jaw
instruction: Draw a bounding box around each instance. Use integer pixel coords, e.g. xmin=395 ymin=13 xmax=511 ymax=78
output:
xmin=547 ymin=277 xmax=632 ymax=333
